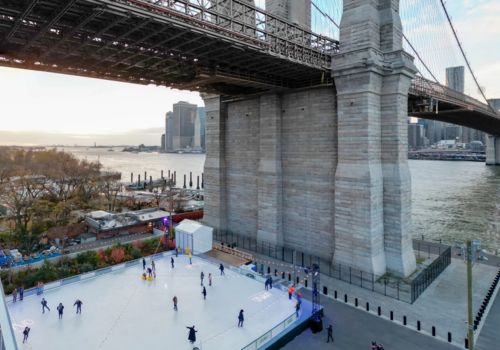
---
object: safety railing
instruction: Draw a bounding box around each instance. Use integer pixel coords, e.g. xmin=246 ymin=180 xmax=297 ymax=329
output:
xmin=118 ymin=0 xmax=339 ymax=68
xmin=410 ymin=76 xmax=497 ymax=117
xmin=213 ymin=242 xmax=253 ymax=261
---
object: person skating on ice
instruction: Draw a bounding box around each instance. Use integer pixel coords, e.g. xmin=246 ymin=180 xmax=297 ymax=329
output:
xmin=147 ymin=267 xmax=152 ymax=278
xmin=295 ymin=302 xmax=301 ymax=317
xmin=186 ymin=325 xmax=197 ymax=344
xmin=219 ymin=263 xmax=225 ymax=275
xmin=12 ymin=288 xmax=17 ymax=302
xmin=151 ymin=260 xmax=155 ymax=272
xmin=57 ymin=303 xmax=64 ymax=319
xmin=209 ymin=273 xmax=212 ymax=286
xmin=142 ymin=258 xmax=146 ymax=270
xmin=189 ymin=252 xmax=192 ymax=264
xmin=22 ymin=327 xmax=30 ymax=343
xmin=19 ymin=285 xmax=24 ymax=301
xmin=171 ymin=257 xmax=174 ymax=268
xmin=41 ymin=298 xmax=50 ymax=313
xmin=200 ymin=271 xmax=204 ymax=286
xmin=173 ymin=296 xmax=178 ymax=311
xmin=74 ymin=299 xmax=83 ymax=314
xmin=265 ymin=278 xmax=269 ymax=291
xmin=238 ymin=310 xmax=244 ymax=327
xmin=202 ymin=286 xmax=207 ymax=300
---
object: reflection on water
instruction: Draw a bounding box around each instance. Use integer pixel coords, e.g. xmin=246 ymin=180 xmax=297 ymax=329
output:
xmin=410 ymin=160 xmax=500 ymax=251
xmin=62 ymin=148 xmax=500 ymax=251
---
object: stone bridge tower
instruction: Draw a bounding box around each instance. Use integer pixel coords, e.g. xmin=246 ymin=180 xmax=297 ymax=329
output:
xmin=332 ymin=0 xmax=417 ymax=277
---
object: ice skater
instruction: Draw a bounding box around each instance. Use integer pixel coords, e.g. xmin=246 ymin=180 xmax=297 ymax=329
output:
xmin=186 ymin=325 xmax=197 ymax=344
xmin=200 ymin=272 xmax=204 ymax=286
xmin=265 ymin=278 xmax=269 ymax=291
xmin=171 ymin=257 xmax=174 ymax=268
xmin=202 ymin=286 xmax=207 ymax=300
xmin=238 ymin=310 xmax=244 ymax=327
xmin=176 ymin=247 xmax=179 ymax=257
xmin=288 ymin=286 xmax=295 ymax=300
xmin=57 ymin=303 xmax=64 ymax=319
xmin=22 ymin=327 xmax=30 ymax=343
xmin=269 ymin=277 xmax=273 ymax=289
xmin=41 ymin=298 xmax=50 ymax=313
xmin=173 ymin=296 xmax=178 ymax=311
xmin=327 ymin=325 xmax=334 ymax=343
xmin=142 ymin=258 xmax=146 ymax=270
xmin=153 ymin=270 xmax=156 ymax=279
xmin=74 ymin=299 xmax=83 ymax=314
xmin=219 ymin=263 xmax=225 ymax=275
xmin=12 ymin=288 xmax=17 ymax=302
xmin=36 ymin=282 xmax=40 ymax=295
xmin=19 ymin=285 xmax=24 ymax=301
xmin=295 ymin=302 xmax=301 ymax=317
xmin=189 ymin=252 xmax=192 ymax=264
xmin=151 ymin=260 xmax=155 ymax=272
xmin=147 ymin=267 xmax=152 ymax=278
xmin=40 ymin=282 xmax=44 ymax=294
xmin=209 ymin=273 xmax=212 ymax=286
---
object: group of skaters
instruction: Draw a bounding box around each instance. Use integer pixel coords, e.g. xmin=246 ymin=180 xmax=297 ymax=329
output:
xmin=142 ymin=258 xmax=157 ymax=280
xmin=11 ymin=281 xmax=46 ymax=302
xmin=264 ymin=276 xmax=273 ymax=290
xmin=371 ymin=341 xmax=385 ymax=350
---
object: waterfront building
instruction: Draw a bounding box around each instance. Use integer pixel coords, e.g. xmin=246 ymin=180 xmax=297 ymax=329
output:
xmin=445 ymin=125 xmax=461 ymax=141
xmin=161 ymin=134 xmax=165 ymax=151
xmin=408 ymin=123 xmax=423 ymax=150
xmin=172 ymin=101 xmax=197 ymax=149
xmin=165 ymin=111 xmax=173 ymax=151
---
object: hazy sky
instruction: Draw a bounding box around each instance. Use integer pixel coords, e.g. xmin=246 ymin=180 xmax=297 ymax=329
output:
xmin=0 ymin=0 xmax=498 ymax=146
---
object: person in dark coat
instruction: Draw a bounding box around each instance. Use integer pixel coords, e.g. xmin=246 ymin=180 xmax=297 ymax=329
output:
xmin=327 ymin=325 xmax=334 ymax=343
xmin=57 ymin=303 xmax=64 ymax=319
xmin=186 ymin=325 xmax=197 ymax=343
xmin=41 ymin=298 xmax=50 ymax=313
xmin=202 ymin=286 xmax=207 ymax=300
xmin=265 ymin=279 xmax=269 ymax=291
xmin=74 ymin=299 xmax=83 ymax=314
xmin=171 ymin=257 xmax=174 ymax=268
xmin=173 ymin=296 xmax=178 ymax=311
xmin=200 ymin=272 xmax=204 ymax=286
xmin=269 ymin=277 xmax=273 ymax=289
xmin=295 ymin=302 xmax=301 ymax=317
xmin=219 ymin=263 xmax=225 ymax=275
xmin=238 ymin=310 xmax=244 ymax=327
xmin=147 ymin=267 xmax=152 ymax=278
xmin=142 ymin=258 xmax=146 ymax=270
xmin=19 ymin=285 xmax=24 ymax=301
xmin=23 ymin=327 xmax=30 ymax=343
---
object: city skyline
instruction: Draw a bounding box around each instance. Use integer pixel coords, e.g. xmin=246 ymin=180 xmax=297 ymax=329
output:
xmin=0 ymin=0 xmax=499 ymax=146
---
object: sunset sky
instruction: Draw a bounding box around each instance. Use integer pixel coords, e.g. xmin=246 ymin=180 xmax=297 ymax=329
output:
xmin=0 ymin=0 xmax=498 ymax=146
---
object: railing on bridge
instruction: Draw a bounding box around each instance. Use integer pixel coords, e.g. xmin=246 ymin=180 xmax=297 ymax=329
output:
xmin=118 ymin=0 xmax=339 ymax=68
xmin=410 ymin=76 xmax=497 ymax=117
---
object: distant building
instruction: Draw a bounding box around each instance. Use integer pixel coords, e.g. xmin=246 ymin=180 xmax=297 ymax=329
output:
xmin=165 ymin=112 xmax=173 ymax=151
xmin=408 ymin=123 xmax=423 ymax=150
xmin=470 ymin=141 xmax=484 ymax=152
xmin=172 ymin=101 xmax=197 ymax=149
xmin=198 ymin=107 xmax=206 ymax=149
xmin=161 ymin=134 xmax=165 ymax=151
xmin=488 ymin=99 xmax=500 ymax=111
xmin=444 ymin=125 xmax=461 ymax=141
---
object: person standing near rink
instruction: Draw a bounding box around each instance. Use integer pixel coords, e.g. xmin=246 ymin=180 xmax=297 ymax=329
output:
xmin=209 ymin=273 xmax=212 ymax=286
xmin=288 ymin=286 xmax=295 ymax=300
xmin=143 ymin=258 xmax=146 ymax=270
xmin=12 ymin=288 xmax=17 ymax=302
xmin=189 ymin=252 xmax=192 ymax=264
xmin=238 ymin=310 xmax=244 ymax=327
xmin=173 ymin=296 xmax=178 ymax=311
xmin=74 ymin=299 xmax=83 ymax=314
xmin=201 ymin=286 xmax=207 ymax=300
xmin=327 ymin=325 xmax=334 ymax=343
xmin=57 ymin=303 xmax=64 ymax=319
xmin=219 ymin=263 xmax=225 ymax=275
xmin=171 ymin=257 xmax=175 ymax=268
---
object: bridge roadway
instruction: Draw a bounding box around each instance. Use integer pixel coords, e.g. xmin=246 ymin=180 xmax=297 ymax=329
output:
xmin=0 ymin=0 xmax=498 ymax=134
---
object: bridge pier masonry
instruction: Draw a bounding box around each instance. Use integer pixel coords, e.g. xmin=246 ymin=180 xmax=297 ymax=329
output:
xmin=486 ymin=135 xmax=500 ymax=165
xmin=202 ymin=0 xmax=417 ymax=278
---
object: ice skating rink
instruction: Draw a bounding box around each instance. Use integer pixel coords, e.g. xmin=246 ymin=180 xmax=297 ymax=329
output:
xmin=8 ymin=255 xmax=297 ymax=350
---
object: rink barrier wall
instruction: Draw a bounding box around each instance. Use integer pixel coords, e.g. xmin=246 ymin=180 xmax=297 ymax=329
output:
xmin=194 ymin=251 xmax=309 ymax=350
xmin=4 ymin=250 xmax=176 ymax=304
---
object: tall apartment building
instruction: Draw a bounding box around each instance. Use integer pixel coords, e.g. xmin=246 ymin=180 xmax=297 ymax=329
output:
xmin=172 ymin=101 xmax=197 ymax=149
xmin=165 ymin=112 xmax=173 ymax=151
xmin=161 ymin=134 xmax=165 ymax=150
xmin=408 ymin=123 xmax=423 ymax=150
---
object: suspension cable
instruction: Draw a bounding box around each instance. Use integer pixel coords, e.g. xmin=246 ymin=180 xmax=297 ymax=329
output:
xmin=439 ymin=0 xmax=495 ymax=111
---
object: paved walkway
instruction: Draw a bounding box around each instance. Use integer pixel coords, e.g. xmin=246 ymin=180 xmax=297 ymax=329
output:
xmin=281 ymin=293 xmax=458 ymax=350
xmin=68 ymin=232 xmax=155 ymax=253
xmin=476 ymin=281 xmax=500 ymax=350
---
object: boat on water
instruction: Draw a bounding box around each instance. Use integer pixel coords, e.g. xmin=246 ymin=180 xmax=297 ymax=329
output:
xmin=108 ymin=149 xmax=114 ymax=152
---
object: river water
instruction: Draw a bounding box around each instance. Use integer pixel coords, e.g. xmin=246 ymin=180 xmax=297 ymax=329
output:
xmin=62 ymin=147 xmax=500 ymax=252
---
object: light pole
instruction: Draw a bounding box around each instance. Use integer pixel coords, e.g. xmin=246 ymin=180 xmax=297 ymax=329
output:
xmin=466 ymin=240 xmax=474 ymax=350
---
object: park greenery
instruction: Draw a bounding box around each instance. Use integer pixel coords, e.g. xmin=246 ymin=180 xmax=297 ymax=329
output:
xmin=1 ymin=236 xmax=175 ymax=295
xmin=0 ymin=147 xmax=171 ymax=252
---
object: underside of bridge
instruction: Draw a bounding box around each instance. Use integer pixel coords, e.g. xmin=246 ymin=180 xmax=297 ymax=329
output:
xmin=0 ymin=0 xmax=336 ymax=96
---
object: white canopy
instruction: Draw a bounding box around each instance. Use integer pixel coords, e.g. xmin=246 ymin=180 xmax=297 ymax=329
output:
xmin=175 ymin=220 xmax=213 ymax=254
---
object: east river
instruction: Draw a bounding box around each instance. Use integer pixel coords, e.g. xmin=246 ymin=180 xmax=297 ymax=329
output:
xmin=62 ymin=147 xmax=500 ymax=252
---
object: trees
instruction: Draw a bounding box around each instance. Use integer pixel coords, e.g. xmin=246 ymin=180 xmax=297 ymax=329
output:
xmin=111 ymin=248 xmax=125 ymax=264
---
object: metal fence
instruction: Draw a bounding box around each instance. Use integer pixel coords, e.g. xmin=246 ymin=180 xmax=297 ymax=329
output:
xmin=214 ymin=229 xmax=452 ymax=304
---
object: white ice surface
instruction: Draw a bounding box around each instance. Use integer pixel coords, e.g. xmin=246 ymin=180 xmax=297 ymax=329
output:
xmin=9 ymin=255 xmax=295 ymax=350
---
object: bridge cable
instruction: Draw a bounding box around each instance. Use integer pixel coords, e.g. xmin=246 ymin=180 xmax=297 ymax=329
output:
xmin=311 ymin=1 xmax=439 ymax=83
xmin=439 ymin=0 xmax=496 ymax=112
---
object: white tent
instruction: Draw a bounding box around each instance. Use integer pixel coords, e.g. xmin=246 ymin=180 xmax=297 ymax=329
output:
xmin=175 ymin=220 xmax=213 ymax=254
